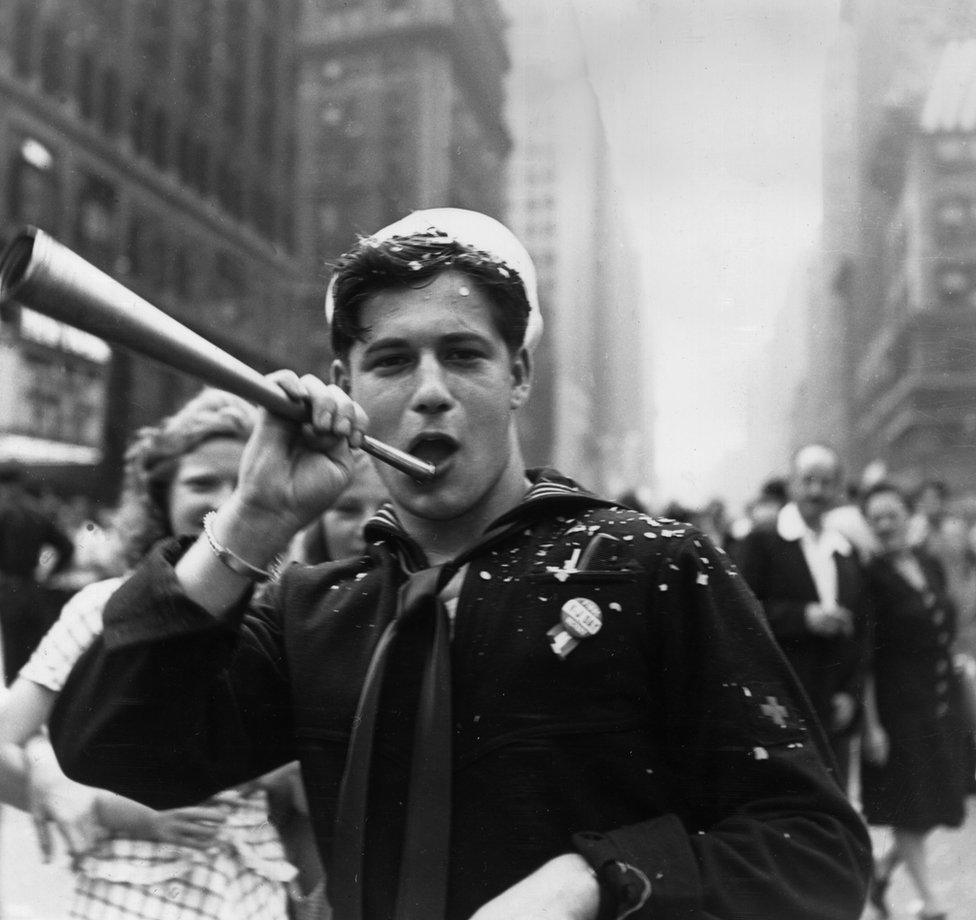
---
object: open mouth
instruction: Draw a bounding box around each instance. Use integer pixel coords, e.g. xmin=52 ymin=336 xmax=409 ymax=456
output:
xmin=407 ymin=433 xmax=460 ymax=470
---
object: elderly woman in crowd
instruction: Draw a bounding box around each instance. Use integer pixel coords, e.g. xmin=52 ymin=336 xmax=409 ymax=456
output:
xmin=861 ymin=481 xmax=972 ymax=920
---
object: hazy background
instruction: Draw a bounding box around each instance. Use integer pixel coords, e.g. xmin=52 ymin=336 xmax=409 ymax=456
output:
xmin=571 ymin=0 xmax=840 ymax=507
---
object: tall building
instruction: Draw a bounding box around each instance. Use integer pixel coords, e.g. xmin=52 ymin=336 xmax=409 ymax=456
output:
xmin=795 ymin=0 xmax=976 ymax=491
xmin=295 ymin=0 xmax=512 ymax=280
xmin=0 ymin=0 xmax=309 ymax=498
xmin=502 ymin=0 xmax=652 ymax=497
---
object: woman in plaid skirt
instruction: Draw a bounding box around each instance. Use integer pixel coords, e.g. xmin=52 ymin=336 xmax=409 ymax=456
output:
xmin=0 ymin=389 xmax=322 ymax=920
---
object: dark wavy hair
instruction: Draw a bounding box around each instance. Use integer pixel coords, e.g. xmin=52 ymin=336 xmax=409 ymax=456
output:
xmin=328 ymin=232 xmax=531 ymax=358
xmin=112 ymin=388 xmax=257 ymax=567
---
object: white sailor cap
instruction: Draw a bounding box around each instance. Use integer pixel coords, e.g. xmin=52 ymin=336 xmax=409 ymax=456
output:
xmin=324 ymin=207 xmax=542 ymax=353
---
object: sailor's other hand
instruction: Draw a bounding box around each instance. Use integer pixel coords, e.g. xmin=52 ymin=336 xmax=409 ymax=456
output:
xmin=805 ymin=603 xmax=853 ymax=637
xmin=468 ymin=853 xmax=601 ymax=920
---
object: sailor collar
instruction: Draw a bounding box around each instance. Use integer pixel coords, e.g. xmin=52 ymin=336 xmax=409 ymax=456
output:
xmin=363 ymin=468 xmax=615 ymax=570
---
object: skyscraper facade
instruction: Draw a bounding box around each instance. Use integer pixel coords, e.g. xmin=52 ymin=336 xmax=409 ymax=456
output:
xmin=295 ymin=0 xmax=511 ymax=273
xmin=502 ymin=0 xmax=652 ymax=497
xmin=796 ymin=0 xmax=976 ymax=490
xmin=0 ymin=0 xmax=309 ymax=497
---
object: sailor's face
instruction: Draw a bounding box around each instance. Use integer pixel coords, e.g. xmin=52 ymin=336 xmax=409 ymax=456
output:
xmin=340 ymin=271 xmax=529 ymax=523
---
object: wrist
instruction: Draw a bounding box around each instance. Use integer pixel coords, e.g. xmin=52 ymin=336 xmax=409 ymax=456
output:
xmin=24 ymin=736 xmax=59 ymax=784
xmin=546 ymin=854 xmax=602 ymax=918
xmin=206 ymin=496 xmax=297 ymax=570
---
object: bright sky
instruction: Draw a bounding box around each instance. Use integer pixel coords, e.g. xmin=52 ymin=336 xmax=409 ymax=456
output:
xmin=571 ymin=0 xmax=840 ymax=508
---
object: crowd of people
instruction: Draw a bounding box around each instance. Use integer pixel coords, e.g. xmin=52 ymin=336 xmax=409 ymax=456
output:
xmin=0 ymin=206 xmax=970 ymax=919
xmin=621 ymin=449 xmax=976 ymax=920
xmin=0 ymin=391 xmax=395 ymax=919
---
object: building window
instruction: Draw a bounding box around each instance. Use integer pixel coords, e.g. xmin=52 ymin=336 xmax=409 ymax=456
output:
xmin=139 ymin=0 xmax=172 ymax=70
xmin=253 ymin=187 xmax=275 ymax=239
xmin=223 ymin=75 xmax=245 ymax=133
xmin=281 ymin=201 xmax=295 ymax=252
xmin=75 ymin=175 xmax=118 ymax=268
xmin=257 ymin=104 xmax=276 ymax=159
xmin=92 ymin=0 xmax=124 ymax=24
xmin=125 ymin=216 xmax=167 ymax=287
xmin=214 ymin=252 xmax=246 ymax=322
xmin=223 ymin=0 xmax=248 ymax=133
xmin=216 ymin=162 xmax=242 ymax=217
xmin=173 ymin=248 xmax=193 ymax=298
xmin=130 ymin=93 xmax=148 ymax=156
xmin=933 ymin=196 xmax=976 ymax=245
xmin=76 ymin=52 xmax=96 ymax=120
xmin=259 ymin=30 xmax=278 ymax=96
xmin=193 ymin=141 xmax=211 ymax=194
xmin=8 ymin=140 xmax=60 ymax=232
xmin=100 ymin=69 xmax=121 ymax=136
xmin=18 ymin=351 xmax=106 ymax=448
xmin=40 ymin=24 xmax=65 ymax=96
xmin=935 ymin=263 xmax=973 ymax=305
xmin=13 ymin=3 xmax=36 ymax=78
xmin=150 ymin=109 xmax=169 ymax=169
xmin=185 ymin=0 xmax=213 ymax=101
xmin=933 ymin=135 xmax=976 ymax=170
xmin=321 ymin=60 xmax=344 ymax=82
xmin=176 ymin=131 xmax=193 ymax=183
xmin=320 ymin=98 xmax=364 ymax=182
xmin=21 ymin=353 xmax=63 ymax=439
xmin=125 ymin=219 xmax=145 ymax=278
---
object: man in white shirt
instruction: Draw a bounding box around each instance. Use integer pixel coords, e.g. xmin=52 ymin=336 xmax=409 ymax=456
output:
xmin=736 ymin=444 xmax=873 ymax=786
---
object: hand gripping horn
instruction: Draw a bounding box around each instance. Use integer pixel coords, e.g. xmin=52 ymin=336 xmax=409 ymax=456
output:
xmin=0 ymin=226 xmax=435 ymax=481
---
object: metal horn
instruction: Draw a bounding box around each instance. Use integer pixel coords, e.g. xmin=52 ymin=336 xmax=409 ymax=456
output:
xmin=0 ymin=226 xmax=435 ymax=481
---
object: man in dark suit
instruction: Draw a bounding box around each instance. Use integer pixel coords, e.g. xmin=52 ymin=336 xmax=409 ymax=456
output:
xmin=736 ymin=444 xmax=872 ymax=787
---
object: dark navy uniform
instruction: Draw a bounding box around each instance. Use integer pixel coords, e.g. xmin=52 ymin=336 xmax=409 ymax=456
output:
xmin=51 ymin=470 xmax=870 ymax=919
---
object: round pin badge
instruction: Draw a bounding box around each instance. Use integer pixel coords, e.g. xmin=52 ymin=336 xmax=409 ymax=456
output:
xmin=560 ymin=597 xmax=603 ymax=638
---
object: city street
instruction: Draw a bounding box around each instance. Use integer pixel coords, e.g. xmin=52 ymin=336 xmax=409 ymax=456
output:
xmin=0 ymin=803 xmax=974 ymax=919
xmin=866 ymin=822 xmax=976 ymax=920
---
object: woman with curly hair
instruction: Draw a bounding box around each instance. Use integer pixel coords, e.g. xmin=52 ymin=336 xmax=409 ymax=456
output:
xmin=0 ymin=388 xmax=311 ymax=920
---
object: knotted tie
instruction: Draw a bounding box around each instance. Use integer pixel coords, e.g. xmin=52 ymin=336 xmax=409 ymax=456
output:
xmin=331 ymin=563 xmax=454 ymax=920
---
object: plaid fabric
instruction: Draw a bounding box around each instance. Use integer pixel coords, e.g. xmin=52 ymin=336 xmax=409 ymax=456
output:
xmin=20 ymin=576 xmax=124 ymax=691
xmin=70 ymin=789 xmax=294 ymax=920
xmin=71 ymin=851 xmax=287 ymax=920
xmin=22 ymin=579 xmax=297 ymax=919
xmin=288 ymin=880 xmax=331 ymax=920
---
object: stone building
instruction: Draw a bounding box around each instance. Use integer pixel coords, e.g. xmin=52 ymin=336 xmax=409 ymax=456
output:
xmin=295 ymin=0 xmax=511 ymax=273
xmin=0 ymin=0 xmax=309 ymax=498
xmin=794 ymin=0 xmax=976 ymax=492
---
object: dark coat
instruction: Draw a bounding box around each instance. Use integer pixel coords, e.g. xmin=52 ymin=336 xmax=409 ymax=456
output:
xmin=0 ymin=495 xmax=75 ymax=680
xmin=735 ymin=521 xmax=872 ymax=739
xmin=51 ymin=472 xmax=870 ymax=920
xmin=861 ymin=550 xmax=970 ymax=831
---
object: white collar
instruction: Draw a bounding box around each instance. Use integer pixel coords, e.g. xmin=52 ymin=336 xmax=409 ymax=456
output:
xmin=777 ymin=503 xmax=852 ymax=556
